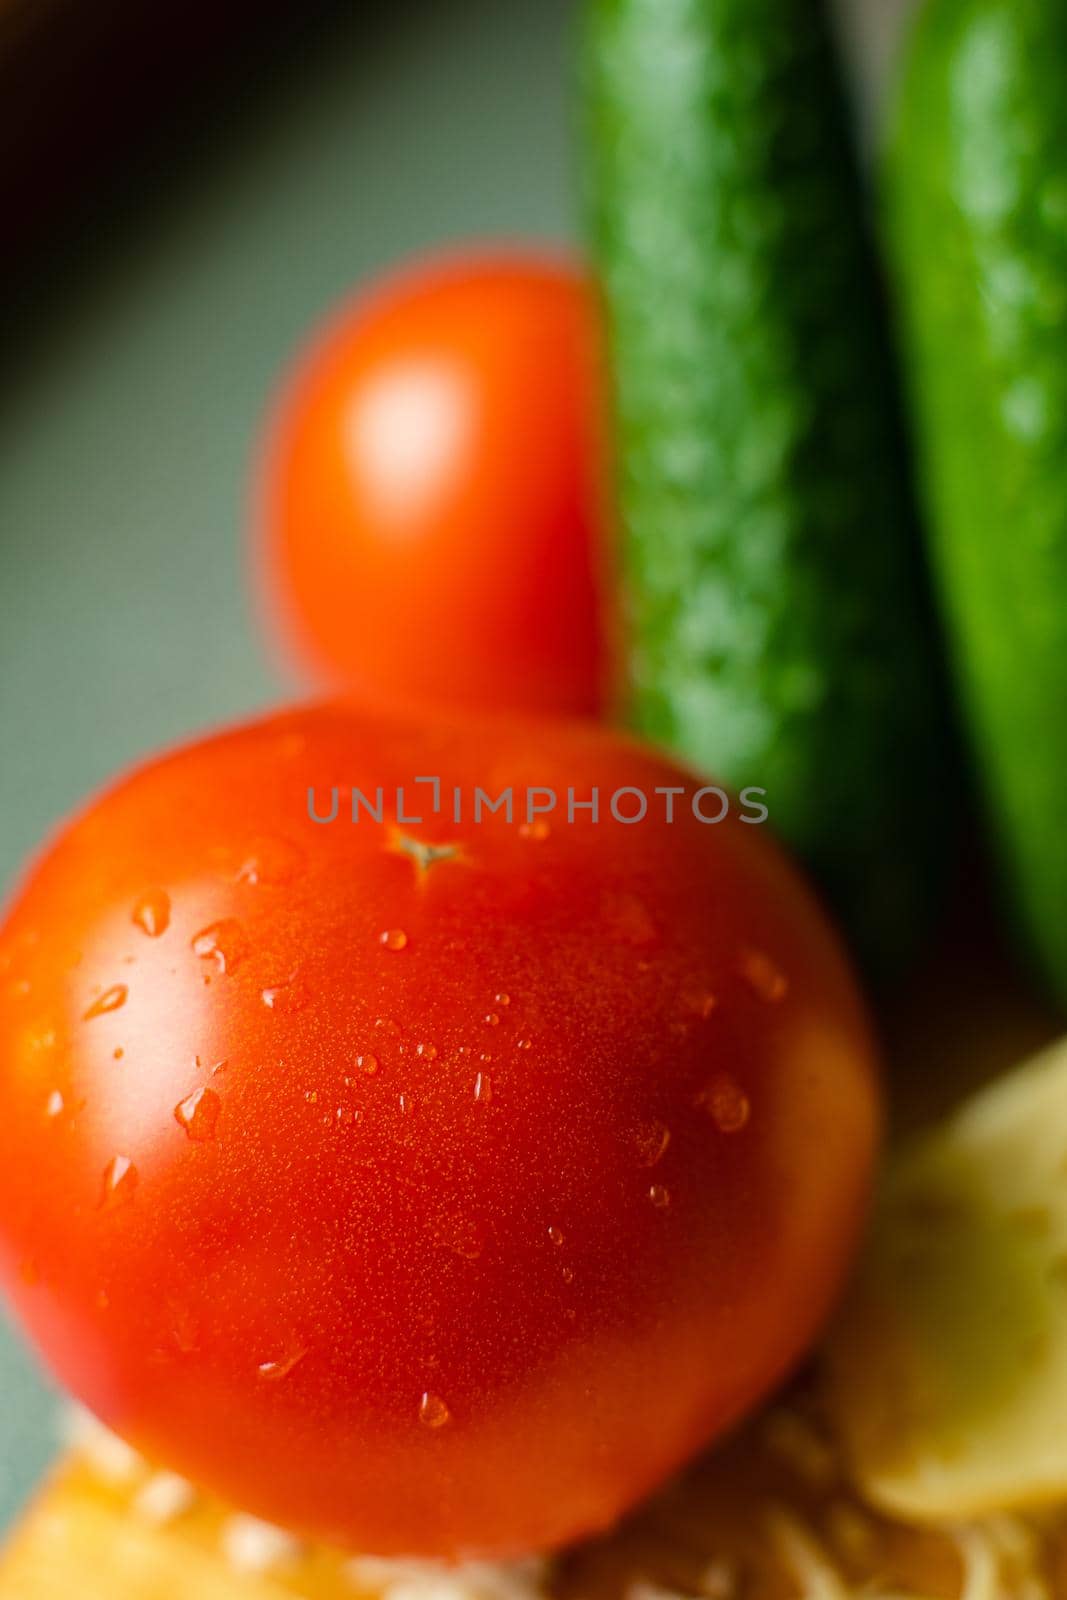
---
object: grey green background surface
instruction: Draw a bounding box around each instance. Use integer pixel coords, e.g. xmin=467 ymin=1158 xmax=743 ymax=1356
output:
xmin=0 ymin=0 xmax=908 ymax=1530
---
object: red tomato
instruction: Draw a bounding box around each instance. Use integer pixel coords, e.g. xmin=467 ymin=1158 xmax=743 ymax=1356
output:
xmin=0 ymin=704 xmax=879 ymax=1558
xmin=255 ymin=251 xmax=610 ymax=718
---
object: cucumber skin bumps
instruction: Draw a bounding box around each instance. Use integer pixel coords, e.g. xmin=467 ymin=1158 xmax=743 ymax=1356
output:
xmin=583 ymin=0 xmax=950 ymax=975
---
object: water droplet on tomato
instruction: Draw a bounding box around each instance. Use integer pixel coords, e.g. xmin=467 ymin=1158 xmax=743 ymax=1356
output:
xmin=236 ymin=837 xmax=305 ymax=887
xmin=484 ymin=1012 xmax=500 ymax=1028
xmin=561 ymin=1265 xmax=575 ymax=1285
xmin=356 ymin=1053 xmax=379 ymax=1076
xmin=418 ymin=1392 xmax=451 ymax=1429
xmin=633 ymin=1120 xmax=671 ymax=1168
xmin=261 ymin=978 xmax=309 ymax=1014
xmin=494 ymin=993 xmax=511 ymax=1007
xmin=45 ymin=1089 xmax=64 ymax=1119
xmin=100 ymin=1155 xmax=138 ymax=1208
xmin=335 ymin=1106 xmax=361 ymax=1127
xmin=697 ymin=1073 xmax=751 ymax=1133
xmin=681 ymin=985 xmax=717 ymax=1020
xmin=168 ymin=1303 xmax=199 ymax=1355
xmin=257 ymin=1346 xmax=306 ymax=1382
xmin=443 ymin=1216 xmax=486 ymax=1260
xmin=398 ymin=1092 xmax=416 ymax=1115
xmin=516 ymin=1037 xmax=533 ymax=1052
xmin=740 ymin=948 xmax=788 ymax=1003
xmin=191 ymin=920 xmax=248 ymax=975
xmin=473 ymin=1072 xmax=492 ymax=1104
xmin=380 ymin=928 xmax=408 ymax=952
xmin=132 ymin=890 xmax=171 ymax=938
xmin=374 ymin=1017 xmax=401 ymax=1037
xmin=548 ymin=1225 xmax=564 ymax=1247
xmin=174 ymin=1087 xmax=221 ymax=1142
xmin=416 ymin=1042 xmax=438 ymax=1060
xmin=84 ymin=984 xmax=128 ymax=1021
xmin=648 ymin=1183 xmax=671 ymax=1210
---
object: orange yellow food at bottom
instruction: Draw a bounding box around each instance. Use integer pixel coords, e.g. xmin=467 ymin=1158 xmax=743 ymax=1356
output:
xmin=0 ymin=1398 xmax=1060 ymax=1600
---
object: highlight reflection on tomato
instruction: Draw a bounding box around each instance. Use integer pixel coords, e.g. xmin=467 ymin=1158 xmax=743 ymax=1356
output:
xmin=256 ymin=252 xmax=610 ymax=718
xmin=0 ymin=704 xmax=879 ymax=1558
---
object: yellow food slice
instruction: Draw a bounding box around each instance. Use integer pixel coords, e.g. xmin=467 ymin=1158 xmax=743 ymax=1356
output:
xmin=0 ymin=1402 xmax=1055 ymax=1600
xmin=827 ymin=1033 xmax=1067 ymax=1524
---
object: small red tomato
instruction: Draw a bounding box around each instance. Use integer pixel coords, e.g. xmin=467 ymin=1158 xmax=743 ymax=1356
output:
xmin=0 ymin=705 xmax=879 ymax=1558
xmin=255 ymin=251 xmax=610 ymax=718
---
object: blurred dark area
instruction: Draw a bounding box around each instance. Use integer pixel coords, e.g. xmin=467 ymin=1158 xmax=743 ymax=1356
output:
xmin=0 ymin=0 xmax=408 ymax=345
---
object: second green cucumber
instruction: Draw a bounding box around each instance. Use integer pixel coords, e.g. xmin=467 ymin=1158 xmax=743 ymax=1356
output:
xmin=886 ymin=0 xmax=1067 ymax=1006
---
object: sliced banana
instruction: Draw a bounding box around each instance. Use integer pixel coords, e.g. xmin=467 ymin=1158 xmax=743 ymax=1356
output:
xmin=827 ymin=1034 xmax=1067 ymax=1521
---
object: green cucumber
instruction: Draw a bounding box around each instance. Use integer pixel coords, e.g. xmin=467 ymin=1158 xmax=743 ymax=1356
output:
xmin=886 ymin=0 xmax=1067 ymax=1005
xmin=582 ymin=0 xmax=950 ymax=975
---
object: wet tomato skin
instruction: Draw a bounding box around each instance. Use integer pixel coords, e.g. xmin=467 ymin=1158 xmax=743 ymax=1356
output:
xmin=255 ymin=251 xmax=610 ymax=718
xmin=0 ymin=704 xmax=879 ymax=1557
